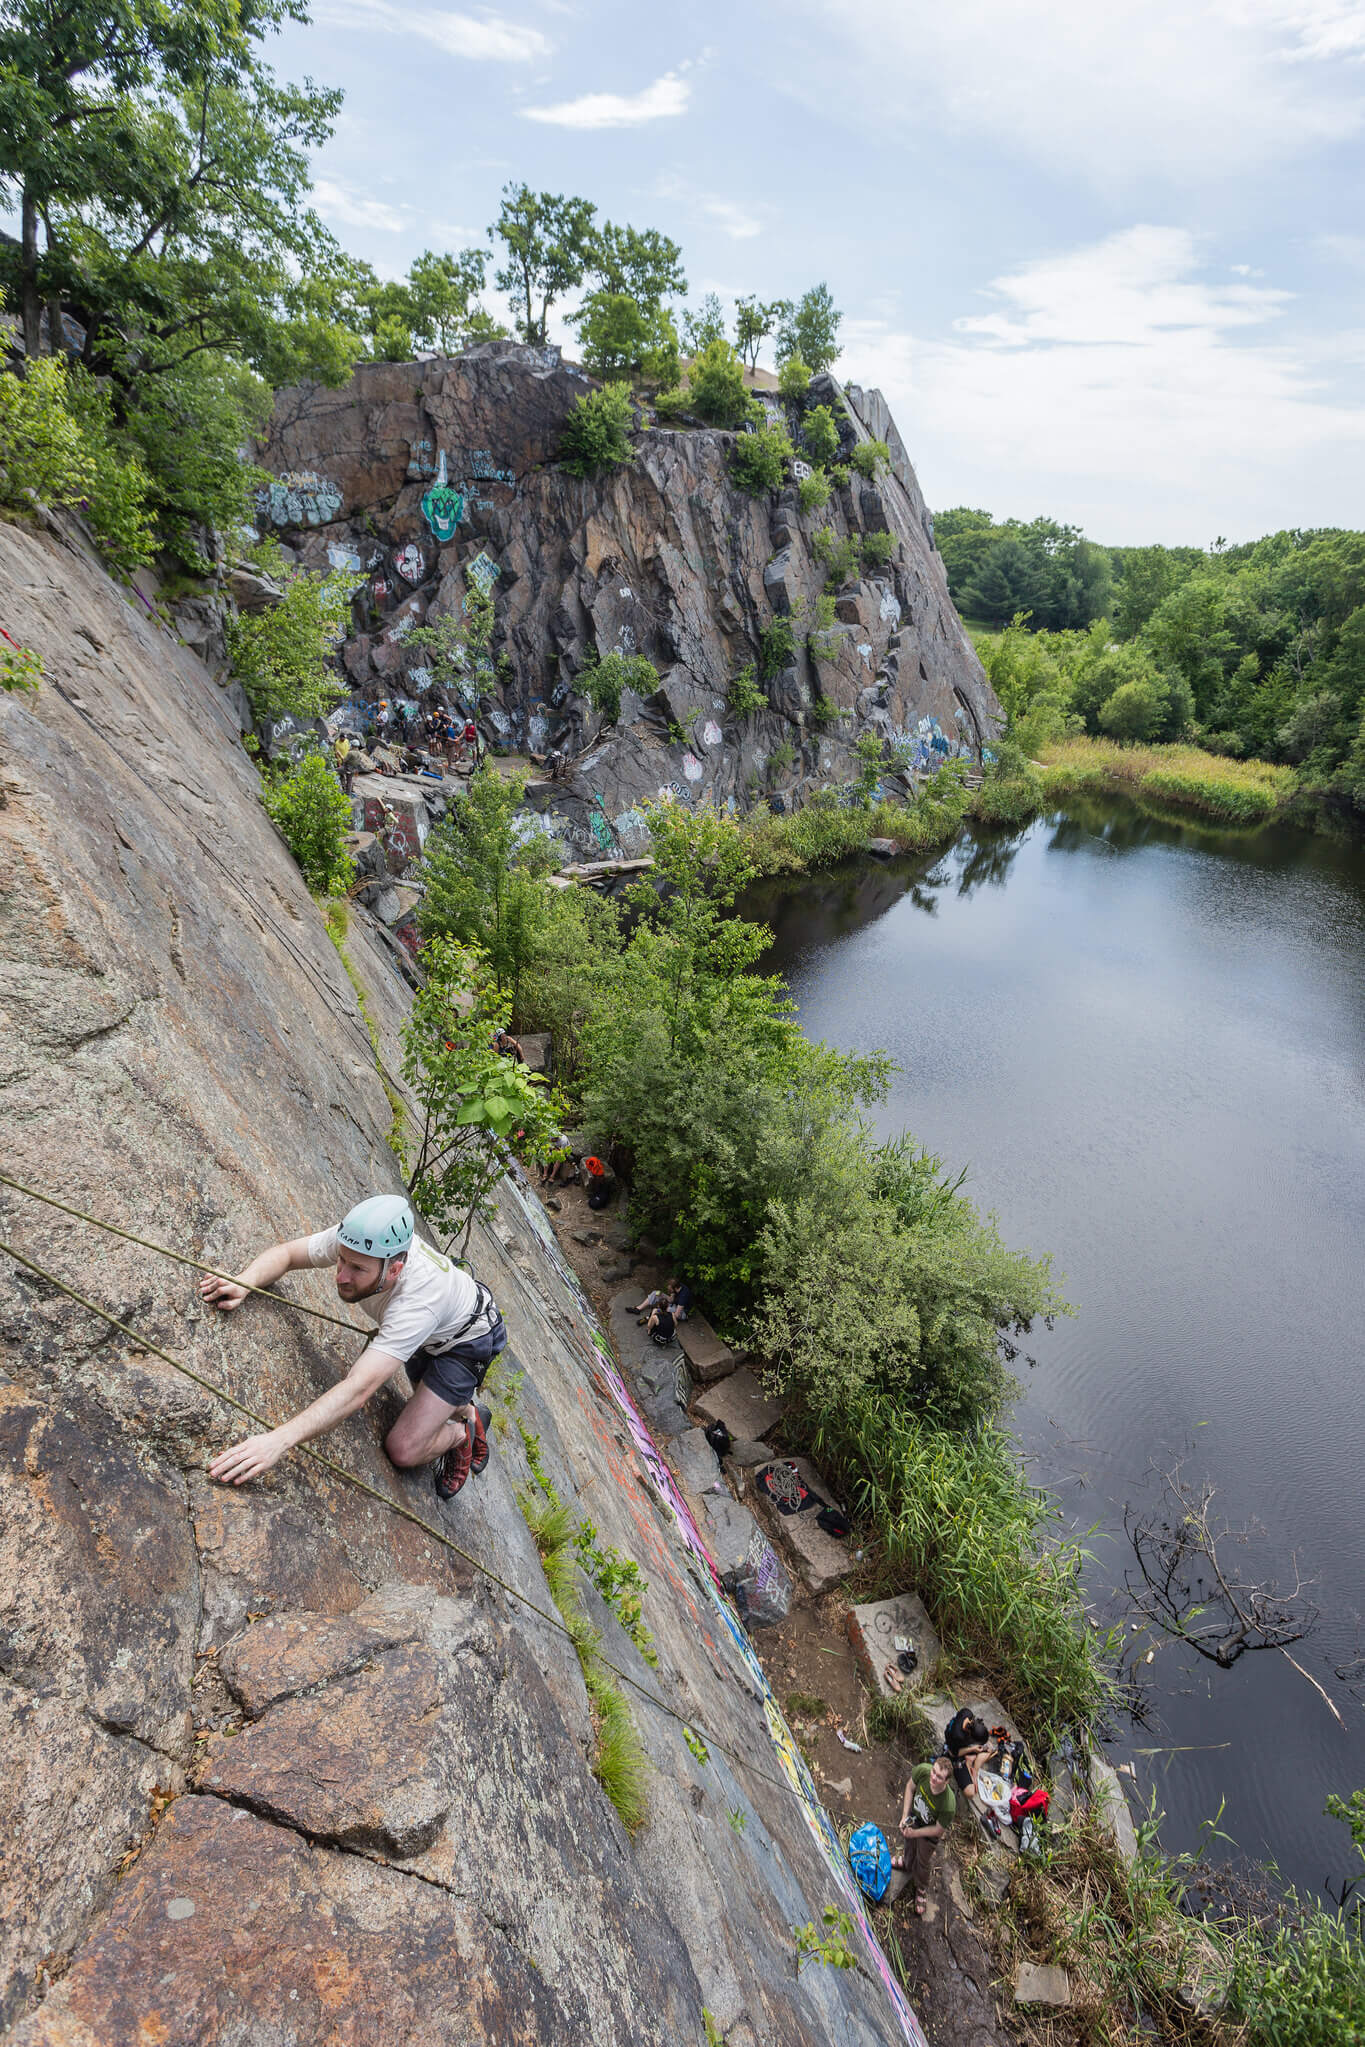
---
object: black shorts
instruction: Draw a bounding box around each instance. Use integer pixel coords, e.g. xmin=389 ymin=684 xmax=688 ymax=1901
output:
xmin=406 ymin=1314 xmax=507 ymax=1407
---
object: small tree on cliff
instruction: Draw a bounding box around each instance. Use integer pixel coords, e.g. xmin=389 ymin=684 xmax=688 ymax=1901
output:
xmin=491 ymin=183 xmax=597 ymax=345
xmin=774 ymin=286 xmax=842 ymax=375
xmin=262 ymin=751 xmax=355 ymax=896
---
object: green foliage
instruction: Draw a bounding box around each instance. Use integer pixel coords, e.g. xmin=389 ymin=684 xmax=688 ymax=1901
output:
xmin=1110 ymin=542 xmax=1205 ymax=639
xmin=405 ymin=604 xmax=489 ymax=703
xmin=573 ymin=1520 xmax=658 ymax=1665
xmin=681 ymin=292 xmax=726 ymax=355
xmin=0 ymin=357 xmax=155 ymax=574
xmin=585 ymin=1663 xmax=651 ymax=1835
xmin=226 ymin=564 xmax=350 ymax=724
xmin=574 ymin=292 xmax=678 ymax=382
xmin=775 ymin=285 xmax=842 ymax=374
xmin=1040 ymin=736 xmax=1291 ymax=825
xmin=793 ymin=1909 xmax=857 ymax=1973
xmin=861 ymin=529 xmax=896 ymax=570
xmin=777 ymin=354 xmax=812 ymax=401
xmin=938 ymin=509 xmax=1113 ymax=633
xmin=797 ymin=467 xmax=830 ymax=514
xmin=687 ymin=339 xmax=754 ymax=429
xmin=403 ymin=247 xmax=502 ymax=353
xmin=559 ymin=381 xmax=636 ymax=479
xmin=848 ymin=438 xmax=889 ymax=480
xmin=1227 ymin=1791 xmax=1365 ymax=2046
xmin=852 ymin=731 xmax=884 ymax=807
xmin=0 ymin=637 xmax=42 ymax=692
xmin=729 ymin=420 xmax=793 ymax=496
xmin=802 ymin=404 xmax=841 ymax=465
xmin=492 ymin=182 xmax=597 ymax=344
xmin=813 ymin=526 xmax=860 ymax=589
xmin=576 ymin=649 xmax=658 ymax=725
xmin=726 ymin=1805 xmax=748 ymax=1836
xmin=419 ymin=764 xmax=557 ymax=1009
xmin=735 ymin=295 xmax=779 ymax=372
xmin=262 ymin=750 xmax=355 ymax=897
xmin=122 ymin=354 xmax=270 ymax=566
xmin=683 ymin=1726 xmax=710 ymax=1766
xmin=727 ymin=663 xmax=768 ymax=720
xmin=807 ymin=592 xmax=842 ymax=663
xmin=592 ymin=219 xmax=685 ymax=306
xmin=652 ymin=385 xmax=692 ymax=423
xmin=759 ymin=614 xmax=797 ymax=680
xmin=401 ymin=937 xmax=566 ymax=1253
xmin=829 ymin=462 xmax=850 ymax=488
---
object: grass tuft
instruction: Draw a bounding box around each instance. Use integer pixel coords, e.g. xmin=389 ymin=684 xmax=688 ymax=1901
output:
xmin=1039 ymin=736 xmax=1293 ymax=825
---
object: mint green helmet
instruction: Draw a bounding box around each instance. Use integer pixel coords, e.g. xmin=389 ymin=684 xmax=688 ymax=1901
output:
xmin=337 ymin=1194 xmax=414 ymax=1266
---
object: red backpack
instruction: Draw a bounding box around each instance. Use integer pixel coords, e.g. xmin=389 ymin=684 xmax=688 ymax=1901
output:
xmin=1009 ymin=1787 xmax=1050 ymax=1828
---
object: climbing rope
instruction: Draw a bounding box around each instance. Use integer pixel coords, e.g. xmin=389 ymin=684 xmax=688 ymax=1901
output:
xmin=0 ymin=1170 xmax=366 ymax=1334
xmin=0 ymin=1229 xmax=794 ymax=1801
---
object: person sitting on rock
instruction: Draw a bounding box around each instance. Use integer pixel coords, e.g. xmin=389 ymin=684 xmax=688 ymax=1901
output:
xmin=492 ymin=1026 xmax=524 ymax=1064
xmin=943 ymin=1707 xmax=993 ymax=1799
xmin=892 ymin=1753 xmax=956 ymax=1916
xmin=634 ymin=1277 xmax=691 ymax=1332
xmin=201 ymin=1195 xmax=505 ymax=1502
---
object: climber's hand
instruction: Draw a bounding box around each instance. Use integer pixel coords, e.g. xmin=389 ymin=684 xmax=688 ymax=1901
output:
xmin=200 ymin=1272 xmax=249 ymax=1311
xmin=209 ymin=1431 xmax=287 ymax=1485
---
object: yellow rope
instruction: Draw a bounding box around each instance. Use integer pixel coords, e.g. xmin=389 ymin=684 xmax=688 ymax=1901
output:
xmin=0 ymin=1232 xmax=788 ymax=1798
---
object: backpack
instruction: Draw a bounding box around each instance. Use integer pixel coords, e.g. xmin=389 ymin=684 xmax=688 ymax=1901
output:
xmin=1009 ymin=1786 xmax=1050 ymax=1829
xmin=848 ymin=1822 xmax=892 ymax=1903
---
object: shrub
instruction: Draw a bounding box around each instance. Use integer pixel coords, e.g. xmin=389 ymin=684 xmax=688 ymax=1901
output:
xmin=1097 ymin=676 xmax=1167 ymax=741
xmin=797 ymin=467 xmax=830 ymax=514
xmin=730 ymin=421 xmax=793 ymax=496
xmin=778 ymin=355 xmax=812 ymax=401
xmin=807 ymin=592 xmax=843 ymax=663
xmin=121 ymin=353 xmax=269 ymax=570
xmin=652 ymin=385 xmax=692 ymax=422
xmin=830 ymin=463 xmax=850 ymax=488
xmin=861 ymin=529 xmax=896 ymax=570
xmin=759 ymin=615 xmax=797 ymax=680
xmin=727 ymin=663 xmax=767 ymax=720
xmin=226 ymin=564 xmax=352 ymax=723
xmin=577 ymin=649 xmax=657 ymax=724
xmin=802 ymin=404 xmax=841 ymax=465
xmin=262 ymin=751 xmax=356 ymax=896
xmin=849 ymin=438 xmax=890 ymax=479
xmin=813 ymin=527 xmax=860 ymax=589
xmin=559 ymin=381 xmax=636 ymax=478
xmin=0 ymin=358 xmax=155 ymax=576
xmin=0 ymin=640 xmax=42 ymax=692
xmin=687 ymin=339 xmax=753 ymax=428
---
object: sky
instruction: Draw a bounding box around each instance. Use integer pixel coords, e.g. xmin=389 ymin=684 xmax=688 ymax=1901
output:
xmin=206 ymin=2 xmax=1365 ymax=542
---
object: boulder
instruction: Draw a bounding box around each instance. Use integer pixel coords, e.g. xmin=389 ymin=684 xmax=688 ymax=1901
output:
xmin=753 ymin=1459 xmax=852 ymax=1596
xmin=676 ymin=1311 xmax=738 ymax=1386
xmin=666 ymin=1428 xmax=724 ymax=1500
xmin=1014 ymin=1962 xmax=1071 ymax=2008
xmin=846 ymin=1592 xmax=942 ymax=1697
xmin=694 ymin=1367 xmax=785 ymax=1445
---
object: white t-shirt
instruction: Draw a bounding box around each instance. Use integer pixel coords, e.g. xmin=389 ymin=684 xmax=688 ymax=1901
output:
xmin=307 ymin=1228 xmax=494 ymax=1362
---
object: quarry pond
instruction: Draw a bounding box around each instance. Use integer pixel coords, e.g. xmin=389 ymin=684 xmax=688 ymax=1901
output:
xmin=749 ymin=794 xmax=1365 ymax=1901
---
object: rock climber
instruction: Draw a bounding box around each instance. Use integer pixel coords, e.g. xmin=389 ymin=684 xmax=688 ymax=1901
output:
xmin=201 ymin=1194 xmax=506 ymax=1501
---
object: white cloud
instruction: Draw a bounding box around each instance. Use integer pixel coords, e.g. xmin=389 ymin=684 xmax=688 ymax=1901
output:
xmin=521 ymin=71 xmax=690 ymax=127
xmin=317 ymin=2 xmax=550 ymax=61
xmin=702 ymin=198 xmax=762 ymax=240
xmin=801 ymin=0 xmax=1365 ymax=181
xmin=312 ymin=180 xmax=407 ymax=234
xmin=841 ymin=227 xmax=1365 ymax=542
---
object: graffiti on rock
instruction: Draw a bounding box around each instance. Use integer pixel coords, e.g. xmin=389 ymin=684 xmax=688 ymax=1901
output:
xmin=681 ymin=752 xmax=704 ymax=783
xmin=407 ymin=664 xmax=434 ymax=693
xmin=469 ymin=449 xmax=515 ymax=486
xmin=880 ymin=589 xmax=901 ymax=624
xmin=701 ymin=719 xmax=723 ymax=748
xmin=791 ymin=458 xmax=813 ymax=482
xmin=327 ymin=541 xmax=362 ymax=572
xmin=393 ymin=543 xmax=427 ymax=586
xmin=420 ymin=449 xmax=466 ymax=544
xmin=857 ymin=642 xmax=873 ymax=667
xmin=465 ymin=550 xmax=500 ymax=598
xmin=257 ymin=469 xmax=343 ymax=529
xmin=407 ymin=438 xmax=438 ymax=480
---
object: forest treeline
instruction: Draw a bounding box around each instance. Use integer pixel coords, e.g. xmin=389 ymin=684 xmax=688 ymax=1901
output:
xmin=939 ymin=510 xmax=1365 ymax=820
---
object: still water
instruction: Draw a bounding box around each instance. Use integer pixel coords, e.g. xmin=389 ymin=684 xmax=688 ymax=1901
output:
xmin=750 ymin=796 xmax=1365 ymax=1899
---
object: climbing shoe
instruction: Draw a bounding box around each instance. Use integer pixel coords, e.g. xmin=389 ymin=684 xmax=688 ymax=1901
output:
xmin=469 ymin=1404 xmax=492 ymax=1477
xmin=434 ymin=1432 xmax=472 ymax=1500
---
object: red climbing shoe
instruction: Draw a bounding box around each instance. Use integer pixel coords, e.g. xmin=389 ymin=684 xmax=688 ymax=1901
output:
xmin=469 ymin=1404 xmax=492 ymax=1477
xmin=434 ymin=1431 xmax=472 ymax=1500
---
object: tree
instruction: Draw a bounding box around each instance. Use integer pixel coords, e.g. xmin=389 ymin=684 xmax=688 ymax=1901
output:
xmin=774 ymin=284 xmax=841 ymax=374
xmin=777 ymin=354 xmax=811 ymax=401
xmin=591 ymin=221 xmax=685 ymax=306
xmin=262 ymin=750 xmax=355 ymax=896
xmin=226 ymin=557 xmax=351 ymax=723
xmin=1111 ymin=543 xmax=1203 ymax=640
xmin=405 ymin=248 xmax=503 ymax=353
xmin=730 ymin=420 xmax=792 ymax=496
xmin=418 ymin=764 xmax=558 ymax=1014
xmin=682 ymin=292 xmax=726 ymax=355
xmin=734 ymin=296 xmax=777 ymax=372
xmin=687 ymin=338 xmax=753 ymax=428
xmin=572 ymin=291 xmax=678 ymax=380
xmin=558 ymin=381 xmax=636 ymax=478
xmin=491 ymin=182 xmax=597 ymax=345
xmin=802 ymin=404 xmax=841 ymax=465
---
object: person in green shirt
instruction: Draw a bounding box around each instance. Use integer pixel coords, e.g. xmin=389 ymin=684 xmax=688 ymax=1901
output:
xmin=892 ymin=1753 xmax=956 ymax=1914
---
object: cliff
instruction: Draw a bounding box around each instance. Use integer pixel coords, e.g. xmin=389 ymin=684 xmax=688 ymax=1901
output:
xmin=257 ymin=342 xmax=998 ymax=855
xmin=0 ymin=514 xmax=925 ymax=2040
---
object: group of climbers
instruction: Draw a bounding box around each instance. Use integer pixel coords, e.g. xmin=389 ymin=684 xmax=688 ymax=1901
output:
xmin=204 ymin=1193 xmax=504 ymax=1502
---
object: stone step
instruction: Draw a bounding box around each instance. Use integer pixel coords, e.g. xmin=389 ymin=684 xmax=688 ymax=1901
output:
xmin=693 ymin=1367 xmax=784 ymax=1445
xmin=751 ymin=1458 xmax=852 ymax=1595
xmin=676 ymin=1312 xmax=737 ymax=1386
xmin=846 ymin=1591 xmax=942 ymax=1698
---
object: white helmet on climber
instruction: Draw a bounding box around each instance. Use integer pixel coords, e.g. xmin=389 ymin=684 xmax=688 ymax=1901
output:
xmin=336 ymin=1194 xmax=414 ymax=1274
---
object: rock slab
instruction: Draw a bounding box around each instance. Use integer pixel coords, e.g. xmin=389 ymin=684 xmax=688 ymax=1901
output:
xmin=694 ymin=1367 xmax=784 ymax=1445
xmin=847 ymin=1592 xmax=942 ymax=1698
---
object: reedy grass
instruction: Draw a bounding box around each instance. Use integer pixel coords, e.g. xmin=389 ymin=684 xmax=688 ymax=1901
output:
xmin=1039 ymin=736 xmax=1294 ymax=825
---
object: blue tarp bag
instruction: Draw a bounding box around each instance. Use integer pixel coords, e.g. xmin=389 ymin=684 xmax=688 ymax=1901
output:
xmin=848 ymin=1821 xmax=891 ymax=1902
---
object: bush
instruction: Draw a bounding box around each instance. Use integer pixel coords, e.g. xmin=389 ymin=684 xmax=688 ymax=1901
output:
xmin=829 ymin=463 xmax=850 ymax=488
xmin=1097 ymin=676 xmax=1168 ymax=741
xmin=797 ymin=468 xmax=830 ymax=514
xmin=802 ymin=404 xmax=841 ymax=465
xmin=262 ymin=751 xmax=355 ymax=895
xmin=861 ymin=529 xmax=896 ymax=570
xmin=559 ymin=381 xmax=636 ymax=478
xmin=759 ymin=615 xmax=797 ymax=679
xmin=226 ymin=563 xmax=351 ymax=723
xmin=0 ymin=358 xmax=155 ymax=576
xmin=807 ymin=592 xmax=843 ymax=664
xmin=727 ymin=663 xmax=767 ymax=720
xmin=849 ymin=438 xmax=890 ymax=480
xmin=778 ymin=355 xmax=811 ymax=401
xmin=813 ymin=527 xmax=860 ymax=589
xmin=577 ymin=649 xmax=657 ymax=724
xmin=730 ymin=421 xmax=793 ymax=496
xmin=687 ymin=339 xmax=753 ymax=428
xmin=652 ymin=385 xmax=692 ymax=422
xmin=121 ymin=353 xmax=269 ymax=570
xmin=0 ymin=640 xmax=42 ymax=692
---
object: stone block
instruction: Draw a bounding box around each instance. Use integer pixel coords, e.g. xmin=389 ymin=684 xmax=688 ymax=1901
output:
xmin=846 ymin=1592 xmax=941 ymax=1697
xmin=753 ymin=1460 xmax=851 ymax=1596
xmin=1089 ymin=1751 xmax=1138 ymax=1866
xmin=698 ymin=1493 xmax=763 ymax=1580
xmin=723 ymin=1437 xmax=777 ymax=1469
xmin=676 ymin=1312 xmax=737 ymax=1386
xmin=518 ymin=1030 xmax=551 ymax=1074
xmin=666 ymin=1429 xmax=724 ymax=1501
xmin=693 ymin=1367 xmax=783 ymax=1445
xmin=866 ymin=838 xmax=897 ymax=858
xmin=1014 ymin=1962 xmax=1071 ymax=2007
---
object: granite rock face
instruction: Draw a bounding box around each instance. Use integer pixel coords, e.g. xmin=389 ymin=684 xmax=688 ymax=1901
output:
xmin=257 ymin=341 xmax=998 ymax=862
xmin=0 ymin=517 xmax=921 ymax=2044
